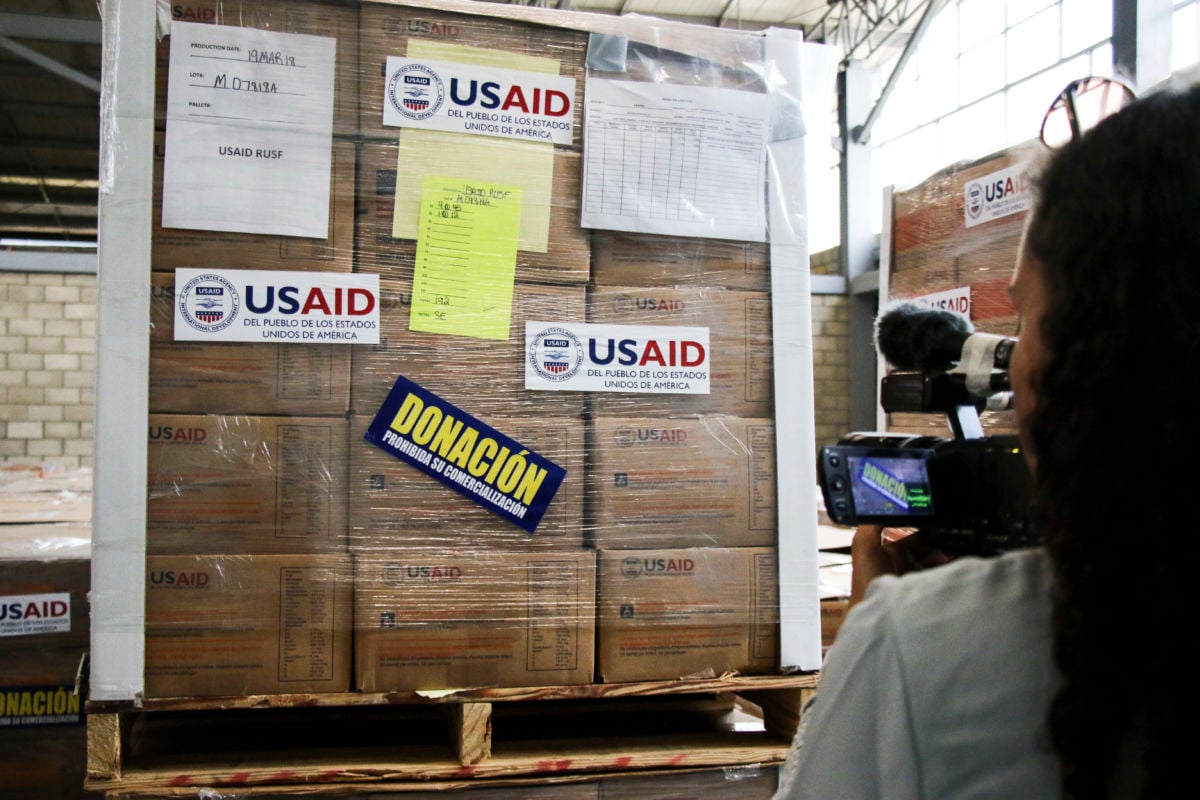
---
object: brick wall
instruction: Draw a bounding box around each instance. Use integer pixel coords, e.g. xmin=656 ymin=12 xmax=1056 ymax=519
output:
xmin=0 ymin=272 xmax=96 ymax=468
xmin=809 ymin=247 xmax=850 ymax=450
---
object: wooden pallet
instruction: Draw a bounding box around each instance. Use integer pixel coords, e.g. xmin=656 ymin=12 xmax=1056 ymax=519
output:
xmin=86 ymin=675 xmax=817 ymax=796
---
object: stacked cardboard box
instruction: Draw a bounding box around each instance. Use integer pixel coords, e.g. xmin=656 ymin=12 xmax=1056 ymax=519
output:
xmin=588 ymin=416 xmax=776 ymax=550
xmin=144 ymin=553 xmax=353 ymax=696
xmin=354 ymin=549 xmax=595 ymax=690
xmin=591 ymin=231 xmax=771 ymax=292
xmin=145 ymin=2 xmax=361 ymax=696
xmin=1 ymin=524 xmax=94 ymax=800
xmin=595 ymin=548 xmax=778 ymax=682
xmin=147 ymin=414 xmax=350 ymax=554
xmin=587 ymin=234 xmax=780 ymax=682
xmin=348 ymin=4 xmax=597 ymax=692
xmin=350 ymin=415 xmax=585 ymax=551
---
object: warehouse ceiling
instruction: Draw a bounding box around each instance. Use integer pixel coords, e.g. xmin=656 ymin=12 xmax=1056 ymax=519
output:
xmin=0 ymin=0 xmax=930 ymax=247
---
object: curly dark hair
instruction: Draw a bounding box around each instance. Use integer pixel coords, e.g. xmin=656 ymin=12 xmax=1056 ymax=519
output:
xmin=1025 ymin=83 xmax=1200 ymax=798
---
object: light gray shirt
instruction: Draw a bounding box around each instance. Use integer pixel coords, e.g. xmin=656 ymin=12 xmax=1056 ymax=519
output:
xmin=775 ymin=548 xmax=1061 ymax=800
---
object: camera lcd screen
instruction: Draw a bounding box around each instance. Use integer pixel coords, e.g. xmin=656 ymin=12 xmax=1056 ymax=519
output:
xmin=846 ymin=454 xmax=935 ymax=518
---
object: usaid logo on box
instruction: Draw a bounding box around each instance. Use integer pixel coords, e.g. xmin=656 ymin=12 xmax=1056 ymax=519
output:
xmin=0 ymin=593 xmax=71 ymax=637
xmin=964 ymin=163 xmax=1031 ymax=228
xmin=525 ymin=321 xmax=710 ymax=395
xmin=383 ymin=57 xmax=576 ymax=146
xmin=174 ymin=269 xmax=380 ymax=344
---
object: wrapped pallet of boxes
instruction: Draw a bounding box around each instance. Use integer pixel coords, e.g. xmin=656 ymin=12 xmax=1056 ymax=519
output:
xmin=92 ymin=3 xmax=829 ymax=791
xmin=886 ymin=143 xmax=1039 ymax=438
xmin=1 ymin=524 xmax=95 ymax=800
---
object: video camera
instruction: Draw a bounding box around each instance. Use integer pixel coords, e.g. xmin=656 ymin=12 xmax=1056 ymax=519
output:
xmin=817 ymin=303 xmax=1039 ymax=556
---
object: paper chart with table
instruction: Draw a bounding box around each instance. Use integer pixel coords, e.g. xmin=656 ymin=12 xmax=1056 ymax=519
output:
xmin=581 ymin=78 xmax=770 ymax=242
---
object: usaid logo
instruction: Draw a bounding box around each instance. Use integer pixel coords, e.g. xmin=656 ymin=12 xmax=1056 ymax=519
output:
xmin=387 ymin=63 xmax=445 ymax=121
xmin=528 ymin=326 xmax=584 ymax=382
xmin=965 ymin=181 xmax=984 ymax=220
xmin=179 ymin=273 xmax=239 ymax=333
xmin=621 ymin=558 xmax=643 ymax=578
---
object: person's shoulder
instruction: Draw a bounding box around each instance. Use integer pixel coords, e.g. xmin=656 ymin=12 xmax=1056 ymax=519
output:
xmin=861 ymin=547 xmax=1053 ymax=648
xmin=872 ymin=547 xmax=1050 ymax=610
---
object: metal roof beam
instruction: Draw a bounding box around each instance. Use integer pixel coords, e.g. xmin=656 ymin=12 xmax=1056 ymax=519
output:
xmin=0 ymin=13 xmax=101 ymax=45
xmin=852 ymin=0 xmax=946 ymax=144
xmin=0 ymin=35 xmax=101 ymax=93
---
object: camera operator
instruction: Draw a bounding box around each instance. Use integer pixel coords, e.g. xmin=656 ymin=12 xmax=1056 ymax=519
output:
xmin=776 ymin=80 xmax=1199 ymax=799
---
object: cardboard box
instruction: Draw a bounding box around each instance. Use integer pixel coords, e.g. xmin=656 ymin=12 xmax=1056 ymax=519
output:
xmin=147 ymin=414 xmax=349 ymax=554
xmin=591 ymin=231 xmax=770 ymax=292
xmin=891 ymin=147 xmax=1030 ymax=309
xmin=145 ymin=554 xmax=352 ymax=697
xmin=355 ymin=138 xmax=590 ymax=285
xmin=0 ymin=527 xmax=89 ymax=650
xmin=355 ymin=549 xmax=596 ymax=691
xmin=150 ymin=271 xmax=352 ymax=416
xmin=151 ymin=134 xmax=356 ymax=273
xmin=155 ymin=0 xmax=360 ymax=136
xmin=596 ymin=547 xmax=778 ymax=683
xmin=349 ymin=415 xmax=584 ymax=550
xmin=587 ymin=287 xmax=773 ymax=418
xmin=588 ymin=417 xmax=776 ymax=549
xmin=350 ymin=278 xmax=585 ymax=419
xmin=357 ymin=4 xmax=587 ymax=143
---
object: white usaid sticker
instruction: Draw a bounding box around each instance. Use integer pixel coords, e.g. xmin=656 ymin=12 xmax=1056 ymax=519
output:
xmin=964 ymin=163 xmax=1031 ymax=228
xmin=0 ymin=593 xmax=71 ymax=637
xmin=383 ymin=57 xmax=575 ymax=146
xmin=174 ymin=269 xmax=380 ymax=344
xmin=525 ymin=321 xmax=710 ymax=394
xmin=909 ymin=286 xmax=971 ymax=316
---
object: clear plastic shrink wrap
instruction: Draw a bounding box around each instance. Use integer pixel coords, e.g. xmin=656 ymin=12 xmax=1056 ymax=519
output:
xmin=108 ymin=0 xmax=828 ymax=703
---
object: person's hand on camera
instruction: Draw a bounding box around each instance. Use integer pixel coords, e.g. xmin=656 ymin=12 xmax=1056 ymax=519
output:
xmin=849 ymin=525 xmax=953 ymax=608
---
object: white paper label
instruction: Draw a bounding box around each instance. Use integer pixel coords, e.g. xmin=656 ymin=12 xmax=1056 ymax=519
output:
xmin=525 ymin=321 xmax=710 ymax=394
xmin=382 ymin=57 xmax=576 ymax=146
xmin=581 ymin=78 xmax=769 ymax=242
xmin=162 ymin=22 xmax=337 ymax=238
xmin=0 ymin=593 xmax=71 ymax=637
xmin=173 ymin=269 xmax=380 ymax=344
xmin=963 ymin=164 xmax=1031 ymax=228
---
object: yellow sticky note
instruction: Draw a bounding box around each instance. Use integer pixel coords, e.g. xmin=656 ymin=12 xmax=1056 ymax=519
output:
xmin=410 ymin=176 xmax=522 ymax=341
xmin=390 ymin=41 xmax=558 ymax=253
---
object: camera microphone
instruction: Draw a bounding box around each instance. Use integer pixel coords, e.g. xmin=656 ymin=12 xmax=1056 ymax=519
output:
xmin=874 ymin=301 xmax=1016 ymax=374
